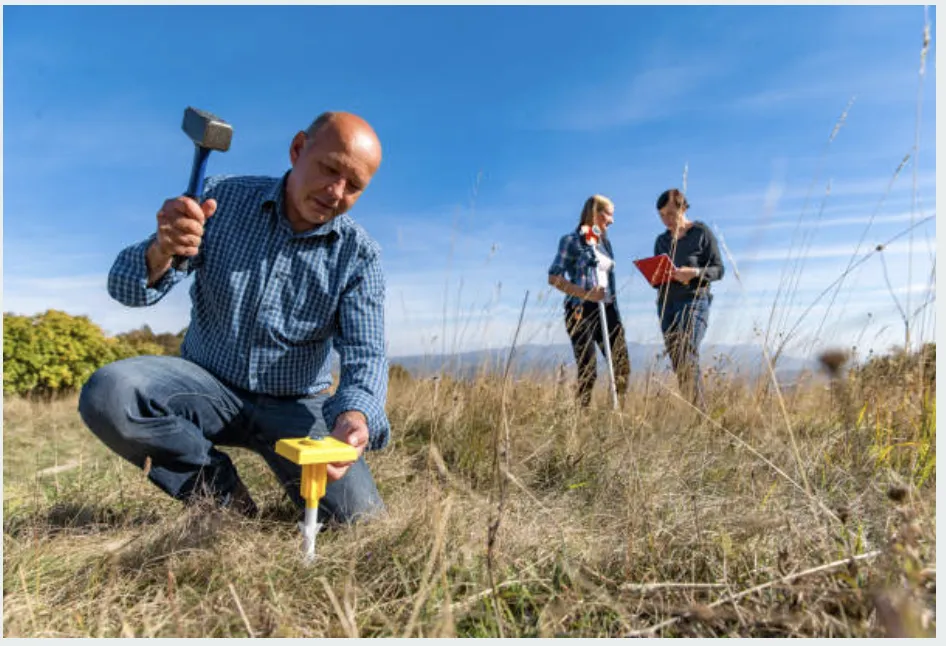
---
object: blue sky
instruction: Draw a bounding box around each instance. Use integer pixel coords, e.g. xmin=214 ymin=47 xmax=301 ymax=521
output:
xmin=2 ymin=4 xmax=937 ymax=362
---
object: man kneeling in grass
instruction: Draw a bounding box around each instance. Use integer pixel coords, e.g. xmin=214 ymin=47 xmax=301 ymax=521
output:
xmin=79 ymin=112 xmax=389 ymax=525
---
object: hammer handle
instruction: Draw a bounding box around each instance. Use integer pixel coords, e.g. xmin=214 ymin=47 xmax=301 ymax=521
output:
xmin=171 ymin=146 xmax=212 ymax=271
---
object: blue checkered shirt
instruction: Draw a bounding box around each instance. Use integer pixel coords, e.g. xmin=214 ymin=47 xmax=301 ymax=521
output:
xmin=107 ymin=173 xmax=390 ymax=450
xmin=547 ymin=230 xmax=618 ymax=308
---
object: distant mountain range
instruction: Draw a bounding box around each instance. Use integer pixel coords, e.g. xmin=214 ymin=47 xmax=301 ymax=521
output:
xmin=384 ymin=342 xmax=824 ymax=383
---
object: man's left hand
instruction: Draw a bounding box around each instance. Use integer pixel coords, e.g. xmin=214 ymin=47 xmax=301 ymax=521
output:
xmin=327 ymin=410 xmax=369 ymax=482
xmin=672 ymin=266 xmax=701 ymax=284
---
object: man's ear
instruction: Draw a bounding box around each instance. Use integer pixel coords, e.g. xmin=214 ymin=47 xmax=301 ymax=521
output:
xmin=289 ymin=131 xmax=308 ymax=166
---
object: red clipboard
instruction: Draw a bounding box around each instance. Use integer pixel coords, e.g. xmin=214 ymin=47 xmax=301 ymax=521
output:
xmin=633 ymin=254 xmax=676 ymax=286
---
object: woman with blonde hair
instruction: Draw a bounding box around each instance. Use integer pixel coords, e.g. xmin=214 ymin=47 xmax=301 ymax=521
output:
xmin=548 ymin=195 xmax=630 ymax=407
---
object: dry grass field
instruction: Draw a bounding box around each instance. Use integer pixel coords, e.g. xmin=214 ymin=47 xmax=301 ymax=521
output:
xmin=2 ymin=347 xmax=935 ymax=637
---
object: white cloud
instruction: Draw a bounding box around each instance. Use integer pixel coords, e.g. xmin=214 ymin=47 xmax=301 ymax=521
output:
xmin=4 ymin=275 xmax=105 ymax=291
xmin=739 ymin=238 xmax=932 ymax=263
xmin=727 ymin=46 xmax=930 ymax=111
xmin=3 ymin=273 xmax=193 ymax=336
xmin=698 ymin=171 xmax=936 ymax=215
xmin=533 ymin=63 xmax=724 ymax=132
xmin=862 ymin=282 xmax=936 ymax=298
xmin=723 ymin=209 xmax=935 ymax=235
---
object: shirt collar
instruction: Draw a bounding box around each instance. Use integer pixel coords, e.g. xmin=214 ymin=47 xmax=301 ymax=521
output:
xmin=261 ymin=171 xmax=349 ymax=239
xmin=261 ymin=171 xmax=287 ymax=210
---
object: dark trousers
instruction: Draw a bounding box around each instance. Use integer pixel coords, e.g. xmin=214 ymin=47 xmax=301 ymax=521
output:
xmin=564 ymin=301 xmax=630 ymax=407
xmin=658 ymin=295 xmax=711 ymax=411
xmin=77 ymin=355 xmax=383 ymax=524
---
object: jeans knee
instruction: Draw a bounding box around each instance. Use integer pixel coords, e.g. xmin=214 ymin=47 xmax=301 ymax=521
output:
xmin=78 ymin=358 xmax=149 ymax=432
xmin=78 ymin=364 xmax=116 ymax=425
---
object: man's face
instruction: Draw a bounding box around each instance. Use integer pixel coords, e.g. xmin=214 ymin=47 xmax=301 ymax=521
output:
xmin=285 ymin=123 xmax=381 ymax=231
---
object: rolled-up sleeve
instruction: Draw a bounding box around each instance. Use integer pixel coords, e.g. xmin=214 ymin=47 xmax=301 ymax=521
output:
xmin=322 ymin=247 xmax=390 ymax=451
xmin=107 ymin=234 xmax=188 ymax=307
xmin=106 ymin=176 xmax=225 ymax=307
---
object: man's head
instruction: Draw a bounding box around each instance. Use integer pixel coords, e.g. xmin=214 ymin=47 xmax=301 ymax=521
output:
xmin=285 ymin=111 xmax=382 ymax=231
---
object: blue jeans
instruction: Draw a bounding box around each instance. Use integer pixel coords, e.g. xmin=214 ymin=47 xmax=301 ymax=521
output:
xmin=658 ymin=296 xmax=711 ymax=411
xmin=77 ymin=355 xmax=384 ymax=524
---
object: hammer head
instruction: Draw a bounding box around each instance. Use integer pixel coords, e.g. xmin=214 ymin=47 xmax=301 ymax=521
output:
xmin=182 ymin=106 xmax=232 ymax=152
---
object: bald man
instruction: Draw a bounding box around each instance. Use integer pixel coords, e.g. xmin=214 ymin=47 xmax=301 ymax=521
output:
xmin=79 ymin=112 xmax=389 ymax=525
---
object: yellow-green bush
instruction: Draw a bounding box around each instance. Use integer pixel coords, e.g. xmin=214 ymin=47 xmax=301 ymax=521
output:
xmin=3 ymin=310 xmax=150 ymax=398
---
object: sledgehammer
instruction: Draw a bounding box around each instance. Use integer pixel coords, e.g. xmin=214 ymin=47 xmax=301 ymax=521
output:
xmin=172 ymin=106 xmax=233 ymax=270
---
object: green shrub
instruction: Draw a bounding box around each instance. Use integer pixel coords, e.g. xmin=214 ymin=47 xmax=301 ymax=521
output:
xmin=3 ymin=310 xmax=142 ymax=398
xmin=116 ymin=324 xmax=186 ymax=356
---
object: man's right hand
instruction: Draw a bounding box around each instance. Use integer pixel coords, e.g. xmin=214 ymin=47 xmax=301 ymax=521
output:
xmin=146 ymin=196 xmax=217 ymax=282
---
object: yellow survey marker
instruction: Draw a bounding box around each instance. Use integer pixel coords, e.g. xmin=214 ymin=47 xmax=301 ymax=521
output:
xmin=275 ymin=436 xmax=359 ymax=561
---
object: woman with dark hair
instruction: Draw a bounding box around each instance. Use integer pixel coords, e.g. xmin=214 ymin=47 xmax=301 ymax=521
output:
xmin=653 ymin=188 xmax=724 ymax=411
xmin=548 ymin=195 xmax=630 ymax=408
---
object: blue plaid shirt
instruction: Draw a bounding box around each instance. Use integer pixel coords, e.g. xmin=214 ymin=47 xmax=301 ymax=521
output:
xmin=107 ymin=173 xmax=390 ymax=450
xmin=547 ymin=229 xmax=618 ymax=308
